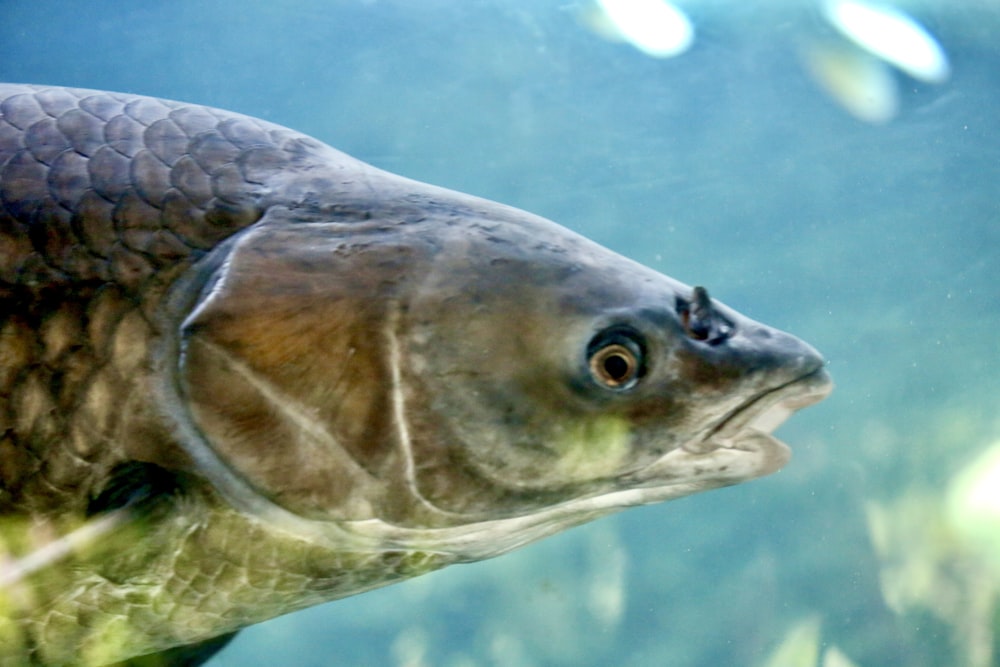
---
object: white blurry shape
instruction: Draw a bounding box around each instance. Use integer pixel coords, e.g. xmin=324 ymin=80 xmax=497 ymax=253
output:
xmin=804 ymin=43 xmax=899 ymax=123
xmin=823 ymin=0 xmax=950 ymax=83
xmin=758 ymin=617 xmax=860 ymax=667
xmin=391 ymin=627 xmax=429 ymax=667
xmin=760 ymin=616 xmax=821 ymax=667
xmin=947 ymin=441 xmax=1000 ymax=566
xmin=592 ymin=0 xmax=694 ymax=58
xmin=585 ymin=526 xmax=627 ymax=626
xmin=823 ymin=645 xmax=860 ymax=667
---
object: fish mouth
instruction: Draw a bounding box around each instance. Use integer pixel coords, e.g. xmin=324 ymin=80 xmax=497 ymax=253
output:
xmin=683 ymin=365 xmax=833 ymax=455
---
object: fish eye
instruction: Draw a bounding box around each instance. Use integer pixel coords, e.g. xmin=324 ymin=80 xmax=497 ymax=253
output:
xmin=587 ymin=328 xmax=646 ymax=390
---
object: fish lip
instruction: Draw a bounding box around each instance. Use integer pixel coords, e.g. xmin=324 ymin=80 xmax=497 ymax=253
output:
xmin=684 ymin=365 xmax=833 ymax=454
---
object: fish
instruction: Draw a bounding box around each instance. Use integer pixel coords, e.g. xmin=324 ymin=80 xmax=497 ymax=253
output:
xmin=583 ymin=0 xmax=694 ymax=58
xmin=822 ymin=0 xmax=950 ymax=85
xmin=0 ymin=83 xmax=831 ymax=666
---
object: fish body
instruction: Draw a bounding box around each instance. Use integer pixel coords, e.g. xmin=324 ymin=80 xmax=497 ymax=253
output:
xmin=0 ymin=84 xmax=831 ymax=665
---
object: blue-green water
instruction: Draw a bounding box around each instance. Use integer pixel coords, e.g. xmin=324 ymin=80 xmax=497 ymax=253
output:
xmin=3 ymin=1 xmax=998 ymax=665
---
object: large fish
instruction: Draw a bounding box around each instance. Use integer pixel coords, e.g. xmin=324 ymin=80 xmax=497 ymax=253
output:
xmin=0 ymin=83 xmax=831 ymax=666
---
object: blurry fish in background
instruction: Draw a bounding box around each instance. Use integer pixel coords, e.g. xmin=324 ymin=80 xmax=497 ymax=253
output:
xmin=579 ymin=0 xmax=949 ymax=123
xmin=803 ymin=43 xmax=899 ymax=124
xmin=822 ymin=0 xmax=950 ymax=84
xmin=804 ymin=0 xmax=950 ymax=122
xmin=581 ymin=0 xmax=694 ymax=58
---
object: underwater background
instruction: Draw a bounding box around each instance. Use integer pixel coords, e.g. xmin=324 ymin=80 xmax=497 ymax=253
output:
xmin=2 ymin=1 xmax=998 ymax=665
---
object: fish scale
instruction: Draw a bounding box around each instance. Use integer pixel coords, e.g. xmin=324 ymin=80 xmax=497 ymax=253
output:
xmin=0 ymin=84 xmax=279 ymax=289
xmin=0 ymin=291 xmax=150 ymax=514
xmin=0 ymin=84 xmax=468 ymax=663
xmin=0 ymin=84 xmax=305 ymax=517
xmin=0 ymin=83 xmax=830 ymax=665
xmin=0 ymin=86 xmax=389 ymax=660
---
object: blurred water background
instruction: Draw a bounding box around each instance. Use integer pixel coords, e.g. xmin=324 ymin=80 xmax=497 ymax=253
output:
xmin=2 ymin=1 xmax=999 ymax=665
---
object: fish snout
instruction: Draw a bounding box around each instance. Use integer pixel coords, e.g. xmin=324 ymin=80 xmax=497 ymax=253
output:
xmin=673 ymin=286 xmax=827 ymax=386
xmin=666 ymin=286 xmax=832 ymax=443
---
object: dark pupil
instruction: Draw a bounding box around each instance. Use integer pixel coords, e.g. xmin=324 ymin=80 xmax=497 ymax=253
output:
xmin=603 ymin=353 xmax=631 ymax=381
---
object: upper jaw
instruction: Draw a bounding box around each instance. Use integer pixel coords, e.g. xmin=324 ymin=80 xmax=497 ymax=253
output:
xmin=683 ymin=365 xmax=833 ymax=455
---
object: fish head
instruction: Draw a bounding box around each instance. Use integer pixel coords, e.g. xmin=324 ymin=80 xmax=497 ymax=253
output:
xmin=399 ymin=200 xmax=831 ymax=520
xmin=167 ymin=177 xmax=830 ymax=554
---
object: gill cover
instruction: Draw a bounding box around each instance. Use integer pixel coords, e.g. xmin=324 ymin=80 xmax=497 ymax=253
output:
xmin=173 ymin=189 xmax=828 ymax=530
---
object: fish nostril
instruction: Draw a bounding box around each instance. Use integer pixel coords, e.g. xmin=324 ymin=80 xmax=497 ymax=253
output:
xmin=676 ymin=286 xmax=734 ymax=344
